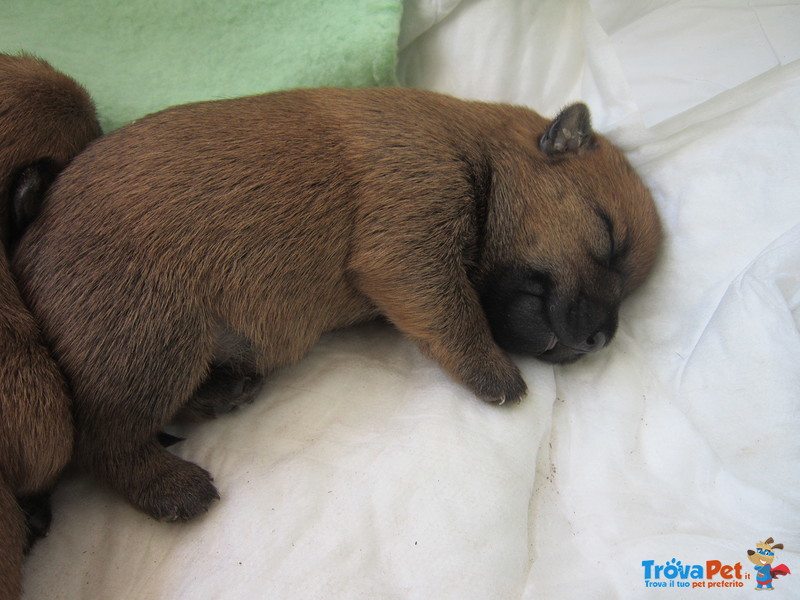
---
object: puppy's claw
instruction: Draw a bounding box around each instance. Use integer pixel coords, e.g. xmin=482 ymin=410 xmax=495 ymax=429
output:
xmin=477 ymin=365 xmax=527 ymax=406
xmin=487 ymin=390 xmax=525 ymax=406
xmin=161 ymin=506 xmax=181 ymax=523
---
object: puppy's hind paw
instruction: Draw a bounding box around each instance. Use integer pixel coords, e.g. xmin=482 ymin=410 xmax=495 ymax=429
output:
xmin=132 ymin=458 xmax=220 ymax=522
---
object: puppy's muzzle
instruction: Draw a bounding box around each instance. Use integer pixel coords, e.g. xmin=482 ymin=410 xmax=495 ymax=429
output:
xmin=481 ymin=266 xmax=616 ymax=364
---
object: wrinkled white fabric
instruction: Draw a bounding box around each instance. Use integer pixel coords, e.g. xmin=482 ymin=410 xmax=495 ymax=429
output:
xmin=23 ymin=1 xmax=800 ymax=598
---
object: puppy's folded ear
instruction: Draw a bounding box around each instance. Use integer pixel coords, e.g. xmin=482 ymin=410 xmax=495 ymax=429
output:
xmin=539 ymin=102 xmax=595 ymax=155
xmin=7 ymin=157 xmax=58 ymax=249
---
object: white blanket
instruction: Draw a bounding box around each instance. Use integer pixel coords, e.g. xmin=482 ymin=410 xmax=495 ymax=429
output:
xmin=23 ymin=1 xmax=800 ymax=598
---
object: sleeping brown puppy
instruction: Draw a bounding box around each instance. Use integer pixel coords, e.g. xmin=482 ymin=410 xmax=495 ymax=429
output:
xmin=0 ymin=53 xmax=100 ymax=600
xmin=14 ymin=88 xmax=661 ymax=523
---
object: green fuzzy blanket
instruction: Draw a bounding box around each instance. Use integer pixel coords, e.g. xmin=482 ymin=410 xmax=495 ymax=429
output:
xmin=1 ymin=0 xmax=403 ymax=131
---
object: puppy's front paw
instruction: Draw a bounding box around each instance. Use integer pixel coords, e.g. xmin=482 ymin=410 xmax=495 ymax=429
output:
xmin=462 ymin=357 xmax=528 ymax=405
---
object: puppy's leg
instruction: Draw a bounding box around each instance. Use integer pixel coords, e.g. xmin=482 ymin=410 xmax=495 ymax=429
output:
xmin=351 ymin=235 xmax=527 ymax=404
xmin=363 ymin=275 xmax=526 ymax=403
xmin=79 ymin=438 xmax=219 ymax=522
xmin=69 ymin=324 xmax=221 ymax=521
xmin=0 ymin=481 xmax=25 ymax=600
xmin=75 ymin=418 xmax=220 ymax=522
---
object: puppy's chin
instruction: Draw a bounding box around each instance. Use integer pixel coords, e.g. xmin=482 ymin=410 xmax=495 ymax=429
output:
xmin=535 ymin=343 xmax=588 ymax=365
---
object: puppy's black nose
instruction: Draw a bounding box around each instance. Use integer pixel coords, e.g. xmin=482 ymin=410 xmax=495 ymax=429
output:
xmin=575 ymin=331 xmax=607 ymax=353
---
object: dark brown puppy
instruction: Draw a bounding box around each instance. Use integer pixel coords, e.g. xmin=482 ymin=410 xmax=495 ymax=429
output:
xmin=0 ymin=53 xmax=100 ymax=600
xmin=14 ymin=88 xmax=661 ymax=523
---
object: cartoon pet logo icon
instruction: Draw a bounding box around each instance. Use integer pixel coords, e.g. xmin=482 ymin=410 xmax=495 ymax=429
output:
xmin=747 ymin=537 xmax=791 ymax=590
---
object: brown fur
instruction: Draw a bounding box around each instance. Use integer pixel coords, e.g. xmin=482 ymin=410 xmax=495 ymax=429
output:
xmin=13 ymin=87 xmax=661 ymax=523
xmin=0 ymin=53 xmax=100 ymax=600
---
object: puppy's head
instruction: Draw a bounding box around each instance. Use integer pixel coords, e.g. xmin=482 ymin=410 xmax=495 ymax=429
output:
xmin=480 ymin=103 xmax=661 ymax=364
